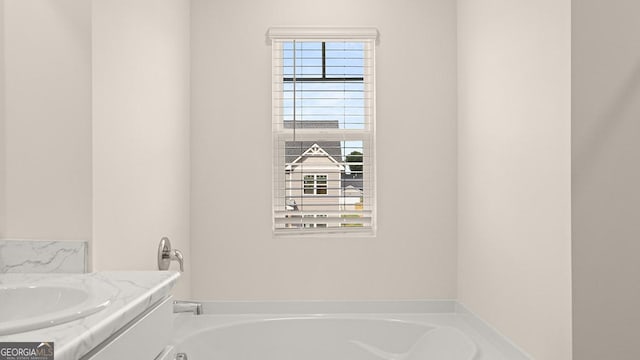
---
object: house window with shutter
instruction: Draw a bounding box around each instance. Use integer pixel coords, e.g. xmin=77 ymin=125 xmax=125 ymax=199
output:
xmin=269 ymin=28 xmax=378 ymax=236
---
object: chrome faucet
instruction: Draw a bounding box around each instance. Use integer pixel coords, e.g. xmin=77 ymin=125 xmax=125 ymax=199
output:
xmin=158 ymin=237 xmax=184 ymax=272
xmin=173 ymin=300 xmax=203 ymax=315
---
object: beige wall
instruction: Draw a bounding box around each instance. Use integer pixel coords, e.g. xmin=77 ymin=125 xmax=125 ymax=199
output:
xmin=457 ymin=0 xmax=572 ymax=359
xmin=3 ymin=0 xmax=92 ymax=240
xmin=0 ymin=0 xmax=5 ymax=237
xmin=572 ymin=1 xmax=640 ymax=358
xmin=190 ymin=0 xmax=457 ymax=300
xmin=91 ymin=0 xmax=191 ymax=298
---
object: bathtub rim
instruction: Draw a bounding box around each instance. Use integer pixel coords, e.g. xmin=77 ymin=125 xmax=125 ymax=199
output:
xmin=190 ymin=299 xmax=458 ymax=315
xmin=168 ymin=313 xmax=481 ymax=360
xmin=165 ymin=300 xmax=532 ymax=360
xmin=170 ymin=313 xmax=443 ymax=344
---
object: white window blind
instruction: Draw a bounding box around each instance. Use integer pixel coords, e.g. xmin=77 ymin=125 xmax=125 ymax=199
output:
xmin=269 ymin=28 xmax=378 ymax=236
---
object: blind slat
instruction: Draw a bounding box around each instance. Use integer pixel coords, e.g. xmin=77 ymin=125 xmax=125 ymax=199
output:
xmin=274 ymin=210 xmax=372 ymax=215
xmin=274 ymin=217 xmax=372 ymax=225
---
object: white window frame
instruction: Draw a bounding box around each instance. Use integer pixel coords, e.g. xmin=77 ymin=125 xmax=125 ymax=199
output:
xmin=269 ymin=27 xmax=378 ymax=237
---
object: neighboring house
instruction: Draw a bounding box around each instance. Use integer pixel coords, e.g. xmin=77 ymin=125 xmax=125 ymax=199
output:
xmin=282 ymin=121 xmax=364 ymax=228
xmin=341 ymin=173 xmax=364 ymax=195
xmin=341 ymin=185 xmax=364 ymax=210
xmin=285 ymin=143 xmax=344 ymax=228
xmin=340 ymin=162 xmax=365 ymax=212
xmin=285 ymin=142 xmax=364 ymax=228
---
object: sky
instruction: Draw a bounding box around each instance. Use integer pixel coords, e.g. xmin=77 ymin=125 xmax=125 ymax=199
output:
xmin=281 ymin=41 xmax=369 ymax=159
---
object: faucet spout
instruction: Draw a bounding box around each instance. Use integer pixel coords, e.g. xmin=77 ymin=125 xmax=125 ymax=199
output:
xmin=173 ymin=249 xmax=184 ymax=272
xmin=173 ymin=300 xmax=202 ymax=315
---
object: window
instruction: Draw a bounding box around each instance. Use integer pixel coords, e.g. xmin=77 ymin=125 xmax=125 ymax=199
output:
xmin=304 ymin=174 xmax=327 ymax=195
xmin=269 ymin=28 xmax=378 ymax=236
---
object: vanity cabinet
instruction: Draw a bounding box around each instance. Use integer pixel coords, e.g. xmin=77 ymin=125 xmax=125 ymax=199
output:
xmin=84 ymin=297 xmax=173 ymax=360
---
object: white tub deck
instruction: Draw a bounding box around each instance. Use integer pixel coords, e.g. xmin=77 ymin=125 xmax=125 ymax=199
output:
xmin=161 ymin=301 xmax=531 ymax=360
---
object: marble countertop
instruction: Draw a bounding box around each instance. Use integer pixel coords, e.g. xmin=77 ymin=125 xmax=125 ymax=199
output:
xmin=0 ymin=271 xmax=180 ymax=360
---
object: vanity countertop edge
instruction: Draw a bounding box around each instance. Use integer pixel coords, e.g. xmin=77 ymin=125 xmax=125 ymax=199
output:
xmin=0 ymin=271 xmax=180 ymax=360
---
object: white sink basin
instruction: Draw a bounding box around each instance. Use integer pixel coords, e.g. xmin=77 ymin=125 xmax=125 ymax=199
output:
xmin=0 ymin=284 xmax=111 ymax=335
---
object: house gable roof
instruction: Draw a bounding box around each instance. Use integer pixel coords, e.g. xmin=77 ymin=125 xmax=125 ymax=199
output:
xmin=286 ymin=143 xmax=345 ymax=171
xmin=283 ymin=121 xmax=342 ymax=165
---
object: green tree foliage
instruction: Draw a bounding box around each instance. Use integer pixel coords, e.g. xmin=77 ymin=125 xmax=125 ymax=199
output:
xmin=346 ymin=151 xmax=363 ymax=173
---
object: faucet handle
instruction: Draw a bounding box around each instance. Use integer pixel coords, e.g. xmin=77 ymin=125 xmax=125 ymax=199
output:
xmin=158 ymin=237 xmax=172 ymax=271
xmin=158 ymin=237 xmax=184 ymax=272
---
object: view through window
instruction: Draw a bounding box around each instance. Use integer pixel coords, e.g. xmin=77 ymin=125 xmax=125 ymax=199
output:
xmin=271 ymin=31 xmax=376 ymax=235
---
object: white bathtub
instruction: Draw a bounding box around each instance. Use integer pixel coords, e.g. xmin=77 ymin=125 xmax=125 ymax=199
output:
xmin=161 ymin=302 xmax=530 ymax=360
xmin=169 ymin=316 xmax=475 ymax=360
